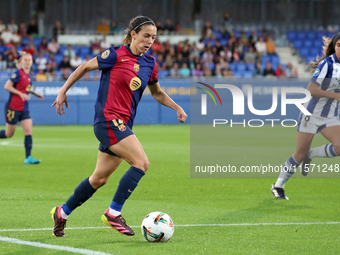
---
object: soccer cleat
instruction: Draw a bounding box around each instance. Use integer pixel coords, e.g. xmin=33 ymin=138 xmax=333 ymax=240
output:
xmin=51 ymin=206 xmax=67 ymax=237
xmin=24 ymin=156 xmax=41 ymax=165
xmin=101 ymin=209 xmax=135 ymax=236
xmin=301 ymin=156 xmax=312 ymax=176
xmin=271 ymin=184 xmax=289 ymax=200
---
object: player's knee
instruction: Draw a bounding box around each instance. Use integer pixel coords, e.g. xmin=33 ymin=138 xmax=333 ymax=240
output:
xmin=90 ymin=177 xmax=108 ymax=189
xmin=135 ymin=158 xmax=150 ymax=172
xmin=294 ymin=151 xmax=308 ymax=163
xmin=5 ymin=131 xmax=14 ymax=138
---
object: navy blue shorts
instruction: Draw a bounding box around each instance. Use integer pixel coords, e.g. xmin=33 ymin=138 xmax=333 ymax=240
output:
xmin=93 ymin=119 xmax=134 ymax=156
xmin=4 ymin=107 xmax=31 ymax=125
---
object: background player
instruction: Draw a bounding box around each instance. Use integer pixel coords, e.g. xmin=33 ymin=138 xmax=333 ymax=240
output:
xmin=50 ymin=16 xmax=187 ymax=237
xmin=271 ymin=33 xmax=340 ymax=199
xmin=0 ymin=52 xmax=44 ymax=164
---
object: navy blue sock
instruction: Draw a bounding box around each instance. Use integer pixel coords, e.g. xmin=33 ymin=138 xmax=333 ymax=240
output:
xmin=112 ymin=166 xmax=145 ymax=206
xmin=24 ymin=135 xmax=32 ymax=158
xmin=0 ymin=130 xmax=6 ymax=138
xmin=64 ymin=177 xmax=97 ymax=214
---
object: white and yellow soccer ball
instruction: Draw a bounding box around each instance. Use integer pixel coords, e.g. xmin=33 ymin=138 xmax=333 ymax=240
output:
xmin=141 ymin=212 xmax=174 ymax=242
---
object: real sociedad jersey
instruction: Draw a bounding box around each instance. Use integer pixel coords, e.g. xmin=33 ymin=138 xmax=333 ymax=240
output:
xmin=6 ymin=69 xmax=32 ymax=111
xmin=95 ymin=45 xmax=158 ymax=127
xmin=308 ymin=53 xmax=340 ymax=118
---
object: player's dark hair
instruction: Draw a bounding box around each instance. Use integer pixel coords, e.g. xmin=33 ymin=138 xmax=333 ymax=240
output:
xmin=122 ymin=16 xmax=155 ymax=45
xmin=308 ymin=33 xmax=340 ymax=72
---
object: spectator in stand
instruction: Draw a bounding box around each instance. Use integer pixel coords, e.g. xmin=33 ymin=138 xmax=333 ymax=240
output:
xmin=255 ymin=37 xmax=267 ymax=56
xmin=82 ymin=55 xmax=91 ymax=64
xmin=163 ymin=19 xmax=175 ymax=35
xmin=244 ymin=46 xmax=256 ymax=64
xmin=253 ymin=61 xmax=262 ymax=77
xmin=202 ymin=48 xmax=214 ymax=64
xmin=1 ymin=27 xmax=13 ymax=45
xmin=100 ymin=35 xmax=110 ymax=51
xmin=52 ymin=21 xmax=65 ymax=41
xmin=61 ymin=69 xmax=69 ymax=80
xmin=59 ymin=56 xmax=71 ymax=72
xmin=47 ymin=54 xmax=57 ymax=72
xmin=248 ymin=30 xmax=258 ymax=47
xmin=6 ymin=54 xmax=15 ymax=70
xmin=203 ymin=66 xmax=212 ymax=77
xmin=232 ymin=48 xmax=240 ymax=63
xmin=70 ymin=55 xmax=83 ymax=70
xmin=215 ymin=40 xmax=223 ymax=55
xmin=63 ymin=44 xmax=76 ymax=59
xmin=196 ymin=39 xmax=205 ymax=51
xmin=18 ymin=22 xmax=28 ymax=38
xmin=0 ymin=20 xmax=6 ymax=34
xmin=239 ymin=30 xmax=248 ymax=41
xmin=202 ymin=20 xmax=214 ymax=39
xmin=192 ymin=63 xmax=203 ymax=77
xmin=179 ymin=62 xmax=190 ymax=77
xmin=164 ymin=54 xmax=173 ymax=70
xmin=266 ymin=36 xmax=276 ymax=55
xmin=227 ymin=31 xmax=237 ymax=50
xmin=170 ymin=62 xmax=180 ymax=78
xmin=214 ymin=63 xmax=223 ymax=78
xmin=11 ymin=30 xmax=21 ymax=47
xmin=0 ymin=55 xmax=7 ymax=70
xmin=39 ymin=37 xmax=49 ymax=54
xmin=27 ymin=19 xmax=39 ymax=37
xmin=7 ymin=19 xmax=18 ymax=33
xmin=4 ymin=46 xmax=19 ymax=60
xmin=275 ymin=64 xmax=286 ymax=77
xmin=188 ymin=53 xmax=196 ymax=71
xmin=46 ymin=70 xmax=57 ymax=81
xmin=286 ymin=62 xmax=298 ymax=78
xmin=109 ymin=21 xmax=119 ymax=35
xmin=47 ymin=37 xmax=60 ymax=54
xmin=182 ymin=44 xmax=190 ymax=60
xmin=91 ymin=38 xmax=101 ymax=55
xmin=155 ymin=21 xmax=164 ymax=35
xmin=263 ymin=62 xmax=275 ymax=77
xmin=97 ymin=19 xmax=110 ymax=35
xmin=35 ymin=52 xmax=48 ymax=72
xmin=151 ymin=38 xmax=162 ymax=53
xmin=220 ymin=45 xmax=232 ymax=63
xmin=157 ymin=54 xmax=165 ymax=71
xmin=221 ymin=62 xmax=233 ymax=77
xmin=36 ymin=69 xmax=47 ymax=82
xmin=23 ymin=43 xmax=36 ymax=56
xmin=223 ymin=13 xmax=233 ymax=31
xmin=176 ymin=52 xmax=186 ymax=67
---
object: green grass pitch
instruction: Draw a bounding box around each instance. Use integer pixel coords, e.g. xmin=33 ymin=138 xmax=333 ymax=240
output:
xmin=0 ymin=124 xmax=339 ymax=255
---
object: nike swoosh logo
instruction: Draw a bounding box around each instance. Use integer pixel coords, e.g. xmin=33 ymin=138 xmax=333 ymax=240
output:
xmin=121 ymin=59 xmax=129 ymax=62
xmin=128 ymin=189 xmax=133 ymax=193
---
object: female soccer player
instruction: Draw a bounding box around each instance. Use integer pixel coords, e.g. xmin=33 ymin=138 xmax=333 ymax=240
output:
xmin=0 ymin=52 xmax=44 ymax=164
xmin=271 ymin=33 xmax=340 ymax=200
xmin=51 ymin=16 xmax=187 ymax=237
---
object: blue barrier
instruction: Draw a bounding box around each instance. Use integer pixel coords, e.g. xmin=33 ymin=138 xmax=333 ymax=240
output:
xmin=0 ymin=79 xmax=191 ymax=125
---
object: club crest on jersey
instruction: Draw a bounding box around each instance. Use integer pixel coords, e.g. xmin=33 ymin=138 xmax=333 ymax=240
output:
xmin=313 ymin=68 xmax=320 ymax=77
xmin=118 ymin=124 xmax=126 ymax=131
xmin=101 ymin=50 xmax=110 ymax=59
xmin=134 ymin=64 xmax=140 ymax=72
xmin=11 ymin=73 xmax=16 ymax=79
xmin=130 ymin=77 xmax=142 ymax=91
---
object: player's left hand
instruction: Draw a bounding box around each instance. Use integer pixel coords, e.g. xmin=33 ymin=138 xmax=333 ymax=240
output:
xmin=37 ymin=94 xmax=44 ymax=101
xmin=177 ymin=108 xmax=187 ymax=123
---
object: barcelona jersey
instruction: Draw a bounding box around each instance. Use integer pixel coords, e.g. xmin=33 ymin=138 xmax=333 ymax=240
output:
xmin=95 ymin=45 xmax=158 ymax=128
xmin=6 ymin=69 xmax=32 ymax=111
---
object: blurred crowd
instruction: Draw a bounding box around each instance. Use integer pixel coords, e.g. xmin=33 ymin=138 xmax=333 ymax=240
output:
xmin=0 ymin=17 xmax=298 ymax=81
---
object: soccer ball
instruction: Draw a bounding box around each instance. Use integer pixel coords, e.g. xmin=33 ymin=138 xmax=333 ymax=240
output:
xmin=141 ymin=211 xmax=174 ymax=242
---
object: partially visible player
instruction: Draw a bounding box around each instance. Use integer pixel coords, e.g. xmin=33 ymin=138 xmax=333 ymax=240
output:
xmin=271 ymin=33 xmax=340 ymax=199
xmin=0 ymin=52 xmax=44 ymax=164
xmin=50 ymin=16 xmax=187 ymax=237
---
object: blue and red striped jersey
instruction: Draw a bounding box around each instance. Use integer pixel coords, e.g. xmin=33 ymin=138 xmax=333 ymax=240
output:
xmin=6 ymin=69 xmax=32 ymax=111
xmin=94 ymin=45 xmax=158 ymax=127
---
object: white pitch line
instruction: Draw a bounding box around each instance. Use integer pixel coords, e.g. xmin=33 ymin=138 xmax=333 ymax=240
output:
xmin=0 ymin=236 xmax=113 ymax=255
xmin=1 ymin=221 xmax=339 ymax=233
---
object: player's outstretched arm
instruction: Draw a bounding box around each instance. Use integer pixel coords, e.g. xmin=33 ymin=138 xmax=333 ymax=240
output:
xmin=52 ymin=57 xmax=99 ymax=115
xmin=148 ymin=82 xmax=187 ymax=123
xmin=29 ymin=90 xmax=44 ymax=101
xmin=307 ymin=82 xmax=340 ymax=101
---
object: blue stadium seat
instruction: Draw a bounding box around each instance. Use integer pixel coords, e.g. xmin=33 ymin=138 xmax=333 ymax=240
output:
xmin=214 ymin=30 xmax=222 ymax=39
xmin=307 ymin=31 xmax=317 ymax=40
xmin=297 ymin=31 xmax=306 ymax=40
xmin=207 ymin=62 xmax=215 ymax=70
xmin=306 ymin=56 xmax=315 ymax=65
xmin=246 ymin=63 xmax=255 ymax=72
xmin=22 ymin=37 xmax=30 ymax=45
xmin=79 ymin=46 xmax=91 ymax=56
xmin=310 ymin=48 xmax=319 ymax=57
xmin=269 ymin=55 xmax=280 ymax=64
xmin=261 ymin=55 xmax=270 ymax=64
xmin=300 ymin=48 xmax=309 ymax=58
xmin=158 ymin=70 xmax=169 ymax=78
xmin=303 ymin=40 xmax=313 ymax=48
xmin=228 ymin=63 xmax=236 ymax=71
xmin=234 ymin=31 xmax=241 ymax=38
xmin=233 ymin=71 xmax=242 ymax=78
xmin=243 ymin=71 xmax=253 ymax=78
xmin=287 ymin=31 xmax=296 ymax=41
xmin=54 ymin=54 xmax=64 ymax=65
xmin=293 ymin=40 xmax=303 ymax=49
xmin=59 ymin=46 xmax=68 ymax=55
xmin=236 ymin=63 xmax=246 ymax=72
xmin=220 ymin=39 xmax=228 ymax=46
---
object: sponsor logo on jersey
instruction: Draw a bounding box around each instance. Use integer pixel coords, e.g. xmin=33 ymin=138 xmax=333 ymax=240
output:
xmin=130 ymin=77 xmax=142 ymax=91
xmin=313 ymin=68 xmax=320 ymax=77
xmin=134 ymin=64 xmax=140 ymax=72
xmin=101 ymin=50 xmax=110 ymax=59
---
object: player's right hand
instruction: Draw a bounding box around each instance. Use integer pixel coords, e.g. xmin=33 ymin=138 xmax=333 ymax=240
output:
xmin=19 ymin=93 xmax=30 ymax=101
xmin=51 ymin=93 xmax=69 ymax=115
